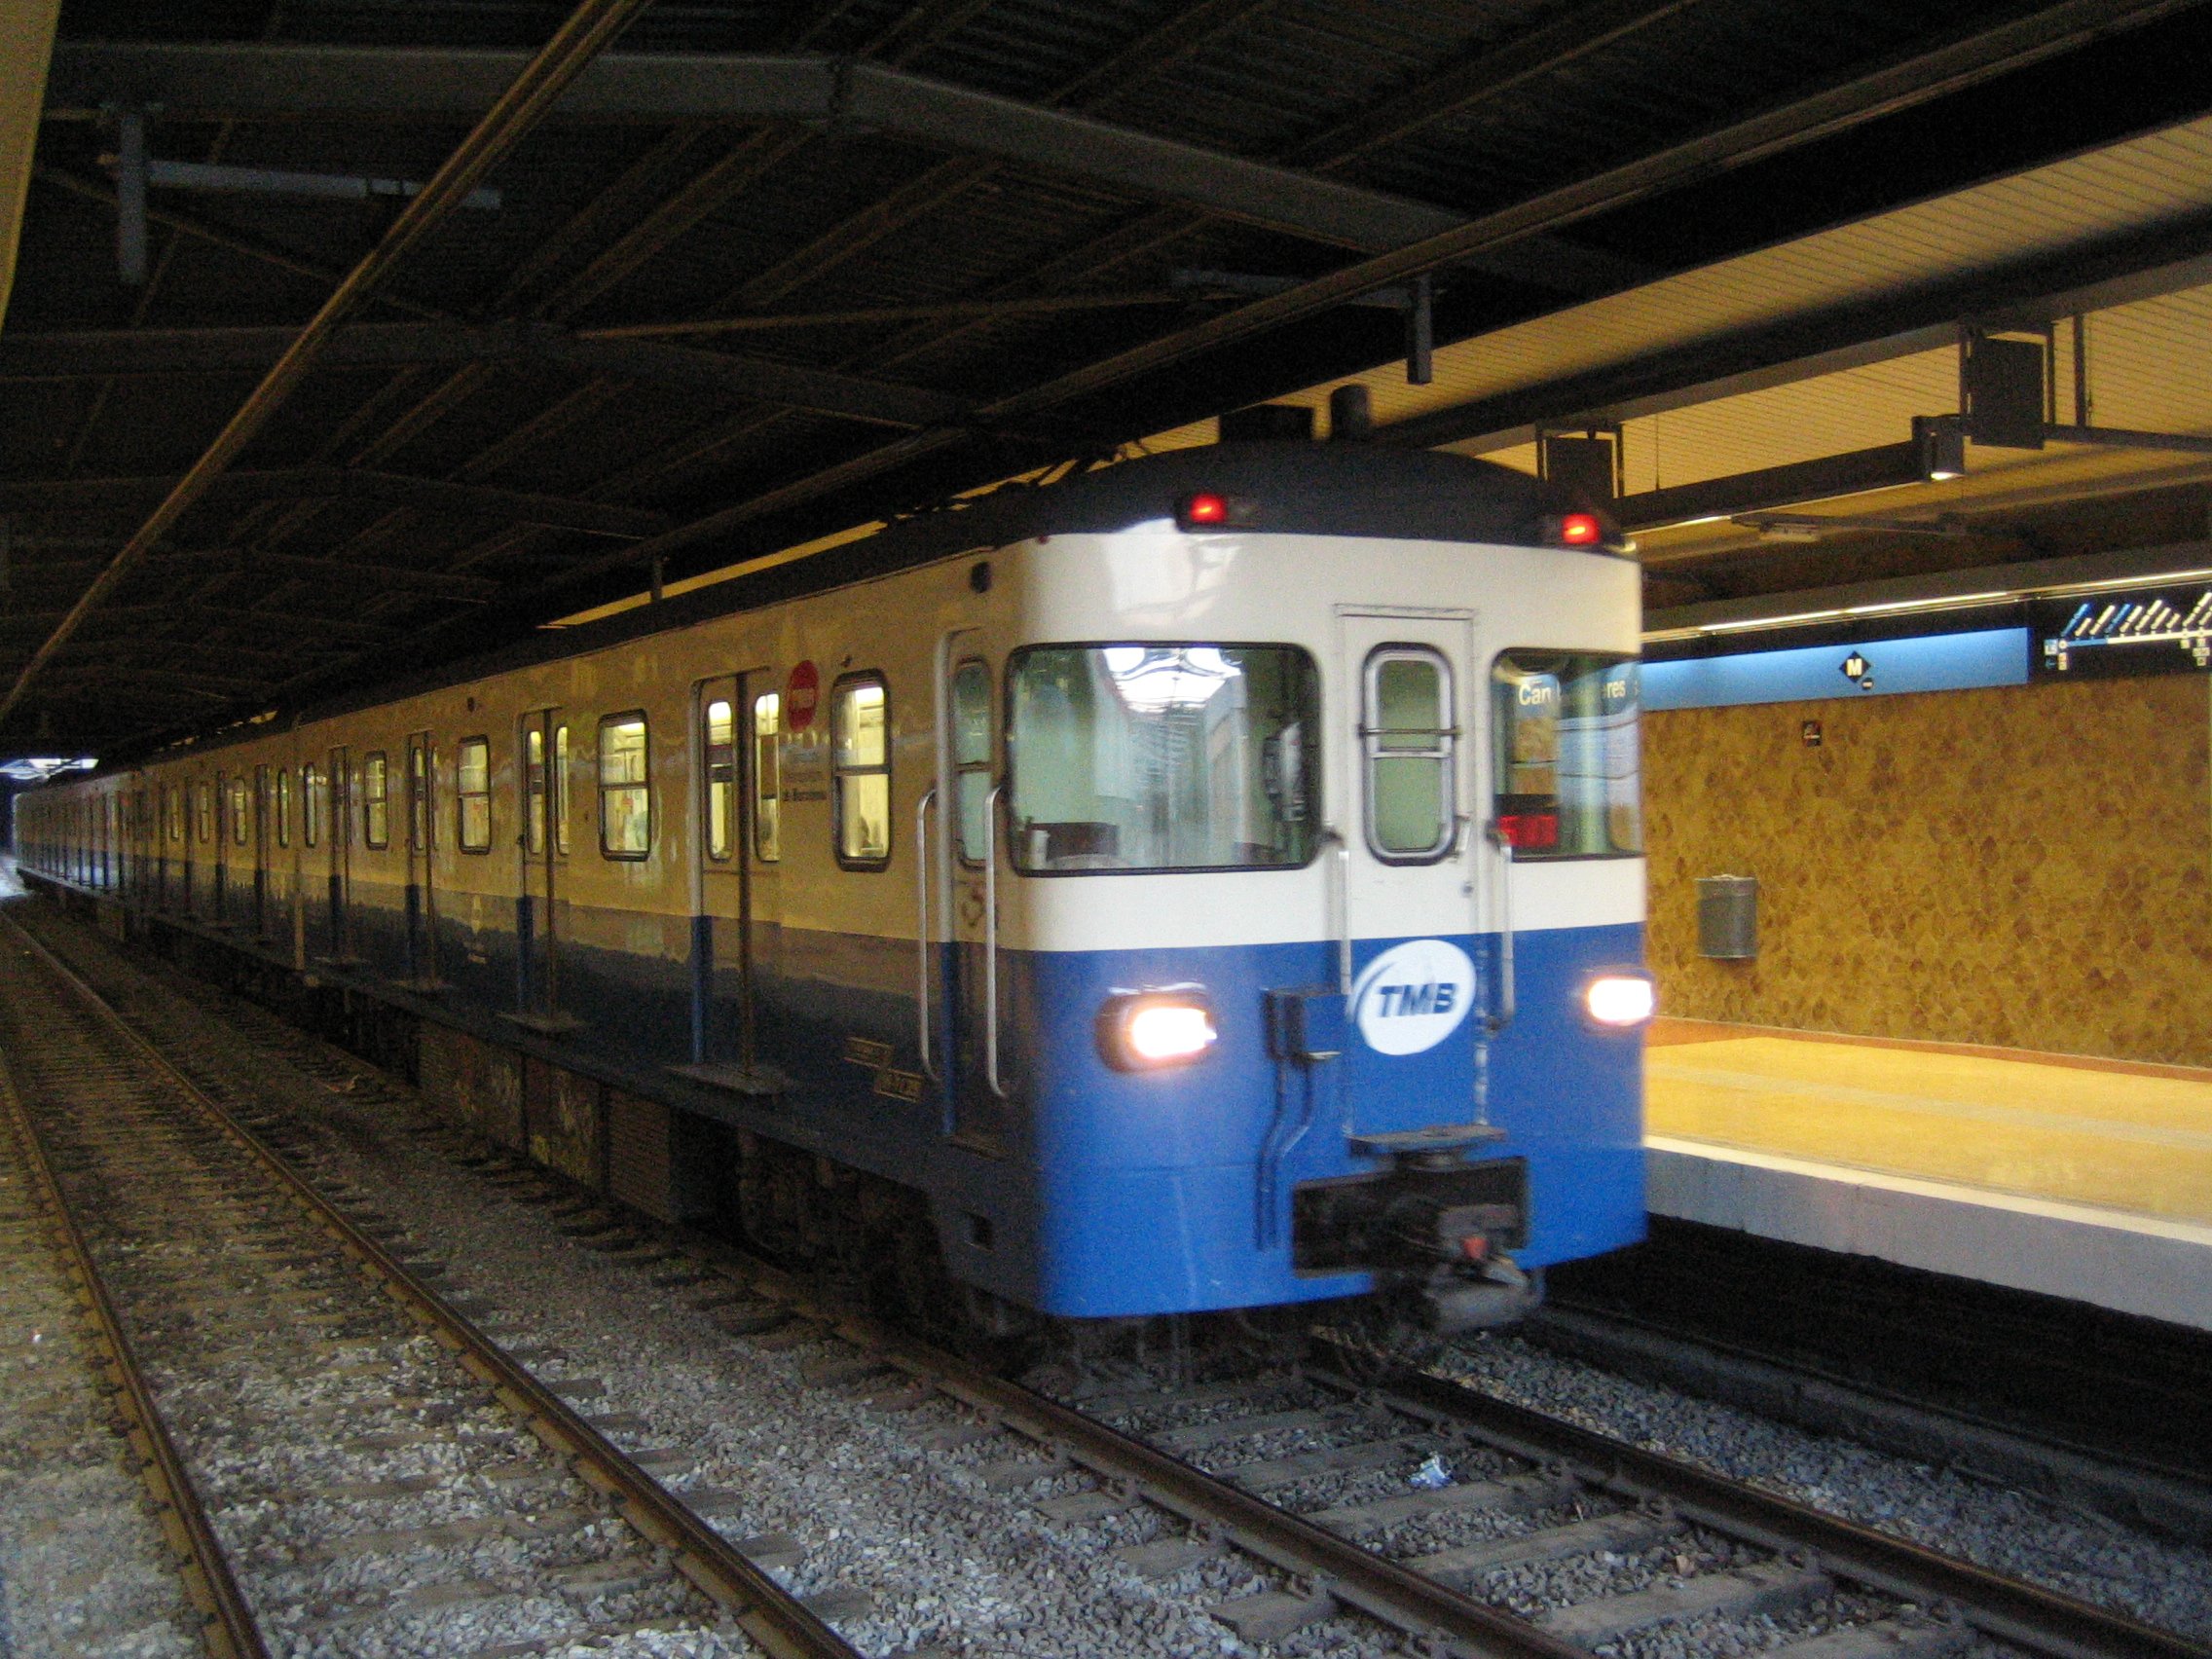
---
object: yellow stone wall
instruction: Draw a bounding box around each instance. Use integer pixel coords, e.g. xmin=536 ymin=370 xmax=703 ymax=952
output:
xmin=1643 ymin=673 xmax=2212 ymax=1066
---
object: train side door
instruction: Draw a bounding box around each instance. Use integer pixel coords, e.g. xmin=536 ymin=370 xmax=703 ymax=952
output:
xmin=1335 ymin=608 xmax=1490 ymax=1141
xmin=683 ymin=674 xmax=782 ymax=1086
xmin=253 ymin=763 xmax=272 ymax=936
xmin=327 ymin=744 xmax=356 ymax=962
xmin=514 ymin=709 xmax=574 ymax=1029
xmin=929 ymin=637 xmax=1009 ymax=1153
xmin=403 ymin=730 xmax=444 ymax=988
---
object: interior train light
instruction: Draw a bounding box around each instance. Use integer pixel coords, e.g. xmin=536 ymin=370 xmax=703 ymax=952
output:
xmin=1098 ymin=989 xmax=1219 ymax=1070
xmin=1175 ymin=492 xmax=1258 ymax=531
xmin=1584 ymin=974 xmax=1656 ymax=1028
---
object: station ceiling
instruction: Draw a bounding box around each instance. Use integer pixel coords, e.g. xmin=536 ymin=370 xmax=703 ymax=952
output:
xmin=5 ymin=0 xmax=2212 ymax=758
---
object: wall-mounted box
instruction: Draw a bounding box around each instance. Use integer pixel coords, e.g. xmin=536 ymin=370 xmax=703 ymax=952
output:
xmin=1697 ymin=875 xmax=1758 ymax=960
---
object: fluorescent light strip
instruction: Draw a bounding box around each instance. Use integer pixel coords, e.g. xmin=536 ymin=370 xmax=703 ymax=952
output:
xmin=1649 ymin=569 xmax=2212 ymax=641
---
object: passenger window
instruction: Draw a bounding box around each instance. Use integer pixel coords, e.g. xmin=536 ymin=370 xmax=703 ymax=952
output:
xmin=230 ymin=776 xmax=248 ymax=846
xmin=303 ymin=765 xmax=321 ymax=848
xmin=276 ymin=768 xmax=292 ymax=848
xmin=555 ymin=724 xmax=571 ymax=856
xmin=1365 ymin=648 xmax=1455 ymax=862
xmin=1492 ymin=652 xmax=1641 ymax=858
xmin=598 ymin=713 xmax=650 ymax=859
xmin=457 ymin=736 xmax=492 ymax=853
xmin=526 ymin=727 xmax=547 ymax=856
xmin=952 ymin=660 xmax=993 ymax=865
xmin=197 ymin=782 xmax=213 ymax=844
xmin=167 ymin=786 xmax=182 ymax=843
xmin=831 ymin=675 xmax=890 ymax=868
xmin=363 ymin=753 xmax=390 ymax=848
xmin=753 ymin=692 xmax=781 ymax=863
xmin=704 ymin=698 xmax=735 ymax=862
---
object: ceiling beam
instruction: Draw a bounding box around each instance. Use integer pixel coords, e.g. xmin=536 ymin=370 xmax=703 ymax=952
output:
xmin=0 ymin=318 xmax=976 ymax=429
xmin=542 ymin=0 xmax=2200 ymax=588
xmin=45 ymin=45 xmax=1475 ymax=254
xmin=0 ymin=0 xmax=654 ymax=734
xmin=1375 ymin=208 xmax=2212 ymax=454
xmin=3 ymin=546 xmax=501 ymax=601
xmin=0 ymin=466 xmax=669 ymax=537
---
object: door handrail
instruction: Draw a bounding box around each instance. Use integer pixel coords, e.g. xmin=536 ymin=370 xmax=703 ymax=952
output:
xmin=984 ymin=784 xmax=1008 ymax=1100
xmin=915 ymin=787 xmax=938 ymax=1082
xmin=1325 ymin=828 xmax=1352 ymax=995
xmin=1484 ymin=821 xmax=1516 ymax=1032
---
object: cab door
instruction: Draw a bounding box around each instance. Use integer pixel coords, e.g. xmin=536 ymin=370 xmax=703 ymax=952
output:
xmin=927 ymin=633 xmax=1009 ymax=1152
xmin=1336 ymin=608 xmax=1491 ymax=1142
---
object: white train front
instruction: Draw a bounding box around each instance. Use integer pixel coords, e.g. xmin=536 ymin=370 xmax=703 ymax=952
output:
xmin=19 ymin=435 xmax=1652 ymax=1333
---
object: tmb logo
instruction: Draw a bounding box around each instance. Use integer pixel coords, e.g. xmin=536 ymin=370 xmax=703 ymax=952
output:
xmin=1351 ymin=938 xmax=1477 ymax=1056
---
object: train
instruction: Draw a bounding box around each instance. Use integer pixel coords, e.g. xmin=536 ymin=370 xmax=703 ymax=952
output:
xmin=17 ymin=416 xmax=1652 ymax=1338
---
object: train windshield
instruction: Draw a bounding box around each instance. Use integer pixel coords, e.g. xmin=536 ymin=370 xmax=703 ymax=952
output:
xmin=1492 ymin=650 xmax=1641 ymax=858
xmin=1008 ymin=645 xmax=1319 ymax=872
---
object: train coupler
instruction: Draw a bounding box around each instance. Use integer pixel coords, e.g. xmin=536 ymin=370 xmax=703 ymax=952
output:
xmin=1419 ymin=1255 xmax=1540 ymax=1333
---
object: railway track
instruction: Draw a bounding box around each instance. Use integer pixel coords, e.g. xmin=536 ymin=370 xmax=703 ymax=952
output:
xmin=0 ymin=907 xmax=859 ymax=1659
xmin=11 ymin=898 xmax=2210 ymax=1659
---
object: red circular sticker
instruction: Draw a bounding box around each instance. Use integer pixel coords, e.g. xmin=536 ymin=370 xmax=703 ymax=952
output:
xmin=785 ymin=660 xmax=820 ymax=730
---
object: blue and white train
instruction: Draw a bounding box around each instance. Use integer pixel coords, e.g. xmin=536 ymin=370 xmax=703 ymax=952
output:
xmin=18 ymin=420 xmax=1651 ymax=1333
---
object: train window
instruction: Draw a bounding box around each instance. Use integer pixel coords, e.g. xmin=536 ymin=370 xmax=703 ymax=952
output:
xmin=1492 ymin=651 xmax=1641 ymax=859
xmin=303 ymin=765 xmax=321 ymax=848
xmin=197 ymin=782 xmax=213 ymax=844
xmin=753 ymin=693 xmax=781 ymax=863
xmin=830 ymin=676 xmax=890 ymax=869
xmin=528 ymin=723 xmax=573 ymax=858
xmin=458 ymin=736 xmax=492 ymax=853
xmin=598 ymin=713 xmax=650 ymax=859
xmin=952 ymin=660 xmax=993 ymax=866
xmin=704 ymin=698 xmax=735 ymax=862
xmin=1007 ymin=645 xmax=1319 ymax=872
xmin=555 ymin=724 xmax=571 ymax=855
xmin=230 ymin=776 xmax=248 ymax=846
xmin=1364 ymin=648 xmax=1455 ymax=863
xmin=363 ymin=753 xmax=390 ymax=848
xmin=276 ymin=768 xmax=292 ymax=848
xmin=166 ymin=786 xmax=182 ymax=843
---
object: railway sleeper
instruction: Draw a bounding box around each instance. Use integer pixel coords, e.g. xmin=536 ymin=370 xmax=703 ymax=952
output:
xmin=1535 ymin=1557 xmax=1834 ymax=1647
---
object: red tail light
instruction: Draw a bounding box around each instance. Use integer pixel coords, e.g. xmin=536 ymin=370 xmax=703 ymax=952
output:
xmin=1558 ymin=512 xmax=1603 ymax=546
xmin=1175 ymin=492 xmax=1258 ymax=531
xmin=1497 ymin=812 xmax=1559 ymax=851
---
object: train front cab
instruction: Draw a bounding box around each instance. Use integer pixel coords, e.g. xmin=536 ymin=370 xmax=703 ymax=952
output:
xmin=928 ymin=527 xmax=1649 ymax=1328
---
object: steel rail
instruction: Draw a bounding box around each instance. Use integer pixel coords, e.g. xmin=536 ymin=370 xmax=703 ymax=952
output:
xmin=0 ymin=908 xmax=865 ymax=1659
xmin=1319 ymin=1336 xmax=2212 ymax=1659
xmin=0 ymin=1047 xmax=271 ymax=1659
xmin=24 ymin=894 xmax=2207 ymax=1659
xmin=686 ymin=1248 xmax=1589 ymax=1659
xmin=0 ymin=0 xmax=653 ymax=729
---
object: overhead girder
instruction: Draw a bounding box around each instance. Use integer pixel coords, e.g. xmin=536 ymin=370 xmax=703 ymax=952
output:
xmin=0 ymin=466 xmax=668 ymax=538
xmin=521 ymin=0 xmax=2203 ymax=597
xmin=0 ymin=319 xmax=978 ymax=430
xmin=42 ymin=42 xmax=1631 ymax=288
xmin=1378 ymin=209 xmax=2212 ymax=454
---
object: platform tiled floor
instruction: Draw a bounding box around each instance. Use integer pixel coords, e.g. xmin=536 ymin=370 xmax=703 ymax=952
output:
xmin=1646 ymin=1022 xmax=2212 ymax=1227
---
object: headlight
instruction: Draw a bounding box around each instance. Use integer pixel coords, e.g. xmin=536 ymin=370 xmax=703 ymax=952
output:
xmin=1097 ymin=988 xmax=1218 ymax=1071
xmin=1585 ymin=974 xmax=1655 ymax=1028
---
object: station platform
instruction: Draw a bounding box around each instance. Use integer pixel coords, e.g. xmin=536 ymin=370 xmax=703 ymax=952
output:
xmin=1644 ymin=1019 xmax=2212 ymax=1332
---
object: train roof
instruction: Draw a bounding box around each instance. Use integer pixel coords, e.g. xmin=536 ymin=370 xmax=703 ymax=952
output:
xmin=132 ymin=442 xmax=1615 ymax=765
